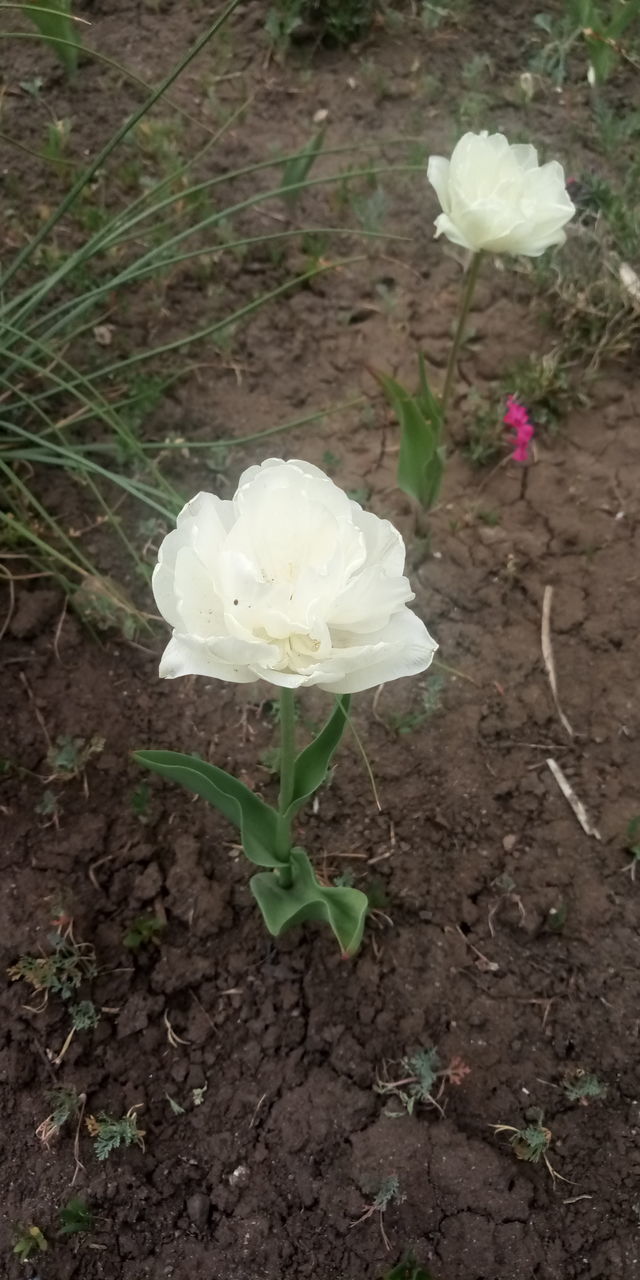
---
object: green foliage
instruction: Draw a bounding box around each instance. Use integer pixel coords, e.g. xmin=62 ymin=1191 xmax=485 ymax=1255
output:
xmin=13 ymin=1224 xmax=48 ymax=1260
xmin=383 ymin=1255 xmax=437 ymax=1280
xmin=563 ymin=1070 xmax=608 ymax=1102
xmin=87 ymin=1108 xmax=145 ymax=1160
xmin=70 ymin=999 xmax=100 ymax=1030
xmin=123 ymin=915 xmax=165 ymax=950
xmin=58 ymin=1197 xmax=93 ymax=1236
xmin=373 ymin=355 xmax=445 ymax=511
xmin=531 ymin=0 xmax=640 ymax=86
xmin=130 ymin=781 xmax=151 ymax=822
xmin=281 ymin=129 xmax=325 ymax=210
xmin=626 ymin=815 xmax=640 ymax=856
xmin=133 ymin=749 xmax=283 ymax=868
xmin=373 ymin=1174 xmax=402 ymax=1211
xmin=136 ymin=693 xmax=367 ymax=953
xmin=46 ymin=734 xmax=105 ymax=781
xmin=47 ymin=1086 xmax=82 ymax=1131
xmin=250 ymin=846 xmax=368 ymax=955
xmin=8 ymin=928 xmax=97 ymax=1003
xmin=385 ymin=676 xmax=445 ymax=735
xmin=265 ymin=0 xmax=376 ymax=51
xmin=23 ymin=0 xmax=83 ymax=75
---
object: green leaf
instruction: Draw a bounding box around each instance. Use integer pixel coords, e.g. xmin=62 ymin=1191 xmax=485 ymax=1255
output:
xmin=373 ymin=358 xmax=445 ymax=511
xmin=23 ymin=2 xmax=82 ymax=75
xmin=250 ymin=848 xmax=368 ymax=955
xmin=281 ymin=128 xmax=326 ymax=209
xmin=287 ymin=694 xmax=350 ymax=819
xmin=133 ymin=750 xmax=281 ymax=867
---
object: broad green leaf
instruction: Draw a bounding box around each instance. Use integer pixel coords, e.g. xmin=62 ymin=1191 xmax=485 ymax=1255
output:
xmin=286 ymin=694 xmax=350 ymax=819
xmin=133 ymin=749 xmax=281 ymax=867
xmin=24 ymin=2 xmax=82 ymax=75
xmin=250 ymin=848 xmax=368 ymax=955
xmin=373 ymin=359 xmax=445 ymax=511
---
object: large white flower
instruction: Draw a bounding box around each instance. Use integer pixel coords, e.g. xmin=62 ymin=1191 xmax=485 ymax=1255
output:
xmin=427 ymin=131 xmax=575 ymax=257
xmin=153 ymin=458 xmax=437 ymax=694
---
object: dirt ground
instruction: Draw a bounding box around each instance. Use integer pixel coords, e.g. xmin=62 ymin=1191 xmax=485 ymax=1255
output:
xmin=2 ymin=1 xmax=640 ymax=1278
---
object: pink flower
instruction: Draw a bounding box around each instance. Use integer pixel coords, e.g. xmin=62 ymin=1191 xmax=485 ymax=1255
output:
xmin=504 ymin=395 xmax=534 ymax=463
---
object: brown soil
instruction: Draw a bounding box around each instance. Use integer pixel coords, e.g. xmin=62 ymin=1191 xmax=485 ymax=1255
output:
xmin=2 ymin=2 xmax=640 ymax=1279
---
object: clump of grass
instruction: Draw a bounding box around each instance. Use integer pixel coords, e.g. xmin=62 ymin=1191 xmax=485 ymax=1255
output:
xmin=623 ymin=815 xmax=640 ymax=880
xmin=86 ymin=1107 xmax=146 ymax=1160
xmin=383 ymin=1255 xmax=437 ymax=1280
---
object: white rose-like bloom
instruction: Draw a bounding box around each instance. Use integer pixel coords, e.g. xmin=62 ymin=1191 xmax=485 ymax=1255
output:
xmin=427 ymin=131 xmax=575 ymax=257
xmin=153 ymin=459 xmax=437 ymax=695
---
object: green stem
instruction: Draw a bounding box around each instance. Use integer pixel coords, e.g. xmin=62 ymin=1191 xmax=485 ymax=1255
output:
xmin=440 ymin=250 xmax=483 ymax=422
xmin=276 ymin=688 xmax=297 ymax=887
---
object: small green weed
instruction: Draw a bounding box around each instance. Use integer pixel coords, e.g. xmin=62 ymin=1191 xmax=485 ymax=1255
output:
xmin=8 ymin=922 xmax=97 ymax=1007
xmin=383 ymin=1255 xmax=437 ymax=1280
xmin=86 ymin=1107 xmax=145 ymax=1160
xmin=70 ymin=999 xmax=100 ymax=1030
xmin=353 ymin=1173 xmax=404 ymax=1251
xmin=563 ymin=1069 xmax=608 ymax=1104
xmin=493 ymin=1111 xmax=565 ymax=1180
xmin=36 ymin=1085 xmax=84 ymax=1146
xmin=123 ymin=916 xmax=165 ymax=950
xmin=46 ymin=734 xmax=105 ymax=782
xmin=623 ymin=815 xmax=640 ymax=879
xmin=376 ymin=1046 xmax=470 ymax=1115
xmin=281 ymin=129 xmax=325 ymax=210
xmin=266 ymin=0 xmax=377 ymax=51
xmin=130 ymin=781 xmax=151 ymax=822
xmin=13 ymin=1224 xmax=48 ymax=1261
xmin=58 ymin=1197 xmax=94 ymax=1236
xmin=384 ymin=675 xmax=445 ymax=735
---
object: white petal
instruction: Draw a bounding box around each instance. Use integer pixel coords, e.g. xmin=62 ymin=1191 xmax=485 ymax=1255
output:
xmin=152 ymin=526 xmax=189 ymax=628
xmin=433 ymin=211 xmax=475 ymax=250
xmin=426 ymin=155 xmax=451 ymax=213
xmin=318 ymin=609 xmax=438 ymax=695
xmin=158 ymin=633 xmax=257 ymax=683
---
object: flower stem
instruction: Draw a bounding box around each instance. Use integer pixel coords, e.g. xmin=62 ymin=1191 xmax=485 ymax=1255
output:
xmin=440 ymin=250 xmax=483 ymax=422
xmin=276 ymin=687 xmax=296 ymax=886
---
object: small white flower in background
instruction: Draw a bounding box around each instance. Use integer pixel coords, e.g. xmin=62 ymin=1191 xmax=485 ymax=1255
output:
xmin=427 ymin=130 xmax=575 ymax=257
xmin=153 ymin=458 xmax=437 ymax=694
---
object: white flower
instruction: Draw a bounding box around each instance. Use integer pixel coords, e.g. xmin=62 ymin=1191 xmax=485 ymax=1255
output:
xmin=427 ymin=131 xmax=575 ymax=257
xmin=153 ymin=458 xmax=437 ymax=694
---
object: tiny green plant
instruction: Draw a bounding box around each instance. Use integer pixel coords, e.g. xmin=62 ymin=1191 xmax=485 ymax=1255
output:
xmin=8 ymin=919 xmax=97 ymax=1009
xmin=13 ymin=1224 xmax=48 ymax=1261
xmin=376 ymin=1047 xmax=471 ymax=1115
xmin=36 ymin=1085 xmax=83 ymax=1146
xmin=86 ymin=1107 xmax=146 ymax=1160
xmin=352 ymin=1174 xmax=404 ymax=1252
xmin=281 ymin=129 xmax=326 ymax=211
xmin=383 ymin=1255 xmax=437 ymax=1280
xmin=623 ymin=815 xmax=640 ymax=879
xmin=45 ymin=734 xmax=105 ymax=782
xmin=24 ymin=0 xmax=84 ymax=75
xmin=492 ymin=1111 xmax=566 ymax=1181
xmin=123 ymin=915 xmax=165 ymax=950
xmin=130 ymin=781 xmax=151 ymax=822
xmin=563 ymin=1069 xmax=608 ymax=1104
xmin=58 ymin=1197 xmax=94 ymax=1236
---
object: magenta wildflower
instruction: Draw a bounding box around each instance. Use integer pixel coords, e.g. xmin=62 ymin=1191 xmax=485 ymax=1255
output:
xmin=504 ymin=394 xmax=534 ymax=463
